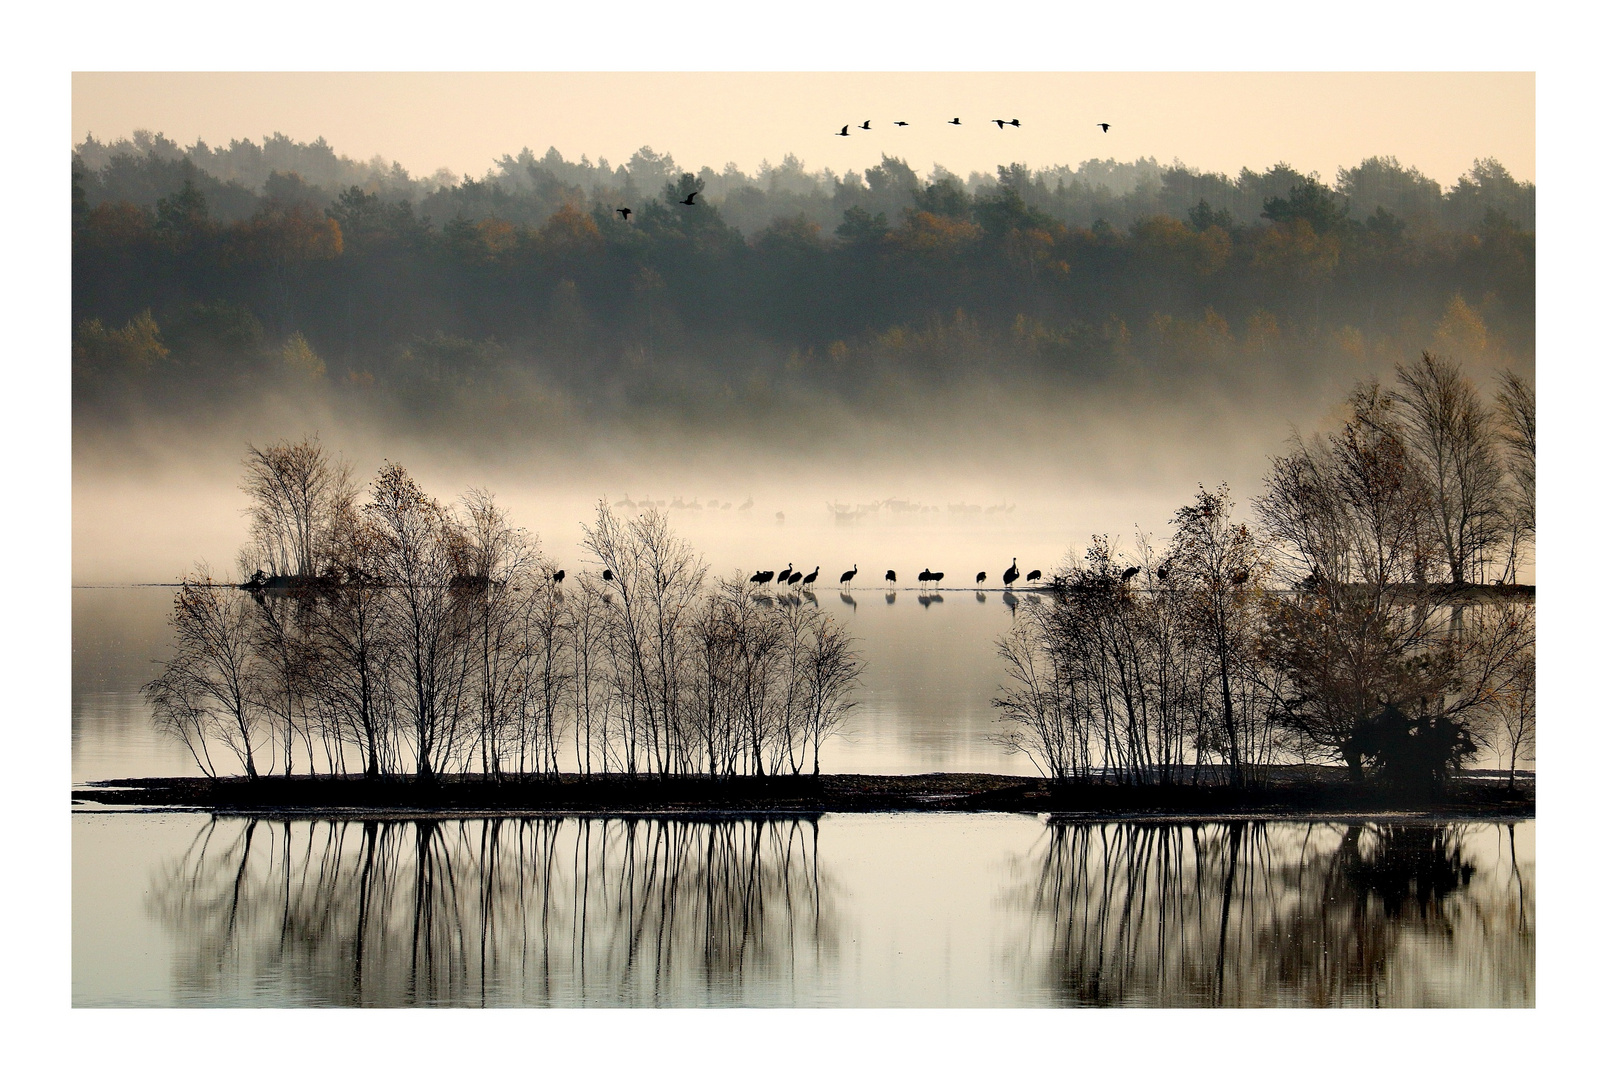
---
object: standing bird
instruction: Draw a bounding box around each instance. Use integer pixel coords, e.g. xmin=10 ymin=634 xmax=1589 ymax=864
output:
xmin=1025 ymin=569 xmax=1041 ymax=583
xmin=836 ymin=125 xmax=851 ymax=137
xmin=839 ymin=564 xmax=858 ymax=587
xmin=930 ymin=570 xmax=945 ymax=587
xmin=680 ymin=191 xmax=699 ymax=206
xmin=918 ymin=569 xmax=933 ymax=589
xmin=778 ymin=563 xmax=793 ymax=585
xmin=885 ymin=569 xmax=897 ymax=586
xmin=750 ymin=569 xmax=770 ymax=585
xmin=1003 ymin=558 xmax=1020 ymax=588
xmin=976 ymin=571 xmax=987 ymax=585
xmin=802 ymin=566 xmax=820 ymax=588
xmin=788 ymin=570 xmax=804 ymax=588
xmin=553 ymin=569 xmax=566 ymax=585
xmin=616 ymin=207 xmax=632 ymax=221
xmin=1121 ymin=566 xmax=1140 ymax=583
xmin=1097 ymin=123 xmax=1111 ymax=132
xmin=948 ymin=117 xmax=962 ymax=125
xmin=893 ymin=120 xmax=910 ymax=127
xmin=858 ymin=120 xmax=871 ymax=131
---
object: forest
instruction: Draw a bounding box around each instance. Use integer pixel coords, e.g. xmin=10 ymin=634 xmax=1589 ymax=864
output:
xmin=72 ymin=132 xmax=1535 ymax=434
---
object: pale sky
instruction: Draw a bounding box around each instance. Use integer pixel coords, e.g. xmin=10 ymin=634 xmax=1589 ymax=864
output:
xmin=72 ymin=72 xmax=1534 ymax=188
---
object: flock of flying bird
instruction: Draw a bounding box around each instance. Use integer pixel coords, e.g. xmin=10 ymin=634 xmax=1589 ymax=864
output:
xmin=609 ymin=117 xmax=1113 ymax=222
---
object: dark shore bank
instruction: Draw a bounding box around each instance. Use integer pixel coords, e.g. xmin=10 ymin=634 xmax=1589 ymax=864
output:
xmin=74 ymin=768 xmax=1534 ymax=818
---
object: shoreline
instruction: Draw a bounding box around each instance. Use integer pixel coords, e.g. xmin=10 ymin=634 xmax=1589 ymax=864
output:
xmin=73 ymin=769 xmax=1536 ymax=818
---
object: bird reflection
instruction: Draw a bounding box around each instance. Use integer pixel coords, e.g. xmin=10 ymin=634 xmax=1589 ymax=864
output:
xmin=839 ymin=591 xmax=857 ymax=610
xmin=918 ymin=592 xmax=944 ymax=607
xmin=975 ymin=590 xmax=987 ymax=603
xmin=148 ymin=816 xmax=838 ymax=1007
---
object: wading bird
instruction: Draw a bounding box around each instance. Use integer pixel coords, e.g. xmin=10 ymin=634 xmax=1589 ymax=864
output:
xmin=616 ymin=207 xmax=631 ymax=221
xmin=930 ymin=571 xmax=945 ymax=587
xmin=885 ymin=569 xmax=897 ymax=586
xmin=750 ymin=569 xmax=770 ymax=585
xmin=918 ymin=568 xmax=932 ymax=587
xmin=1025 ymin=569 xmax=1041 ymax=583
xmin=840 ymin=564 xmax=858 ymax=587
xmin=1121 ymin=566 xmax=1140 ymax=583
xmin=802 ymin=566 xmax=819 ymax=588
xmin=680 ymin=191 xmax=699 ymax=205
xmin=778 ymin=563 xmax=793 ymax=585
xmin=1003 ymin=559 xmax=1019 ymax=588
xmin=976 ymin=571 xmax=987 ymax=584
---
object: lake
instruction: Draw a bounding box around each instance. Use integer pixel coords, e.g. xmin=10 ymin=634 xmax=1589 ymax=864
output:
xmin=73 ymin=811 xmax=1532 ymax=1007
xmin=72 ymin=585 xmax=1535 ymax=1007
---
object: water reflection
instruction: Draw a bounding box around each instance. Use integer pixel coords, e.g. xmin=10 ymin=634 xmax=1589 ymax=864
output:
xmin=918 ymin=592 xmax=944 ymax=607
xmin=839 ymin=591 xmax=856 ymax=610
xmin=1009 ymin=820 xmax=1533 ymax=1006
xmin=148 ymin=815 xmax=836 ymax=1006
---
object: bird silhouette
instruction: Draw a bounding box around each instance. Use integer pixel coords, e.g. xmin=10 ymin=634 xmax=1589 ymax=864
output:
xmin=918 ymin=568 xmax=932 ymax=586
xmin=616 ymin=207 xmax=632 ymax=221
xmin=948 ymin=117 xmax=962 ymax=125
xmin=976 ymin=571 xmax=987 ymax=584
xmin=885 ymin=569 xmax=897 ymax=586
xmin=680 ymin=191 xmax=699 ymax=205
xmin=836 ymin=125 xmax=851 ymax=137
xmin=1121 ymin=566 xmax=1140 ymax=583
xmin=1025 ymin=569 xmax=1042 ymax=583
xmin=839 ymin=564 xmax=858 ymax=587
xmin=802 ymin=566 xmax=819 ymax=588
xmin=602 ymin=568 xmax=614 ymax=582
xmin=1006 ymin=119 xmax=1020 ymax=127
xmin=1097 ymin=123 xmax=1111 ymax=132
xmin=930 ymin=571 xmax=945 ymax=586
xmin=739 ymin=496 xmax=754 ymax=511
xmin=858 ymin=120 xmax=871 ymax=131
xmin=1003 ymin=558 xmax=1020 ymax=588
xmin=779 ymin=563 xmax=793 ymax=584
xmin=750 ymin=569 xmax=768 ymax=585
xmin=1156 ymin=566 xmax=1169 ymax=582
xmin=553 ymin=569 xmax=565 ymax=585
xmin=788 ymin=570 xmax=804 ymax=587
xmin=893 ymin=120 xmax=909 ymax=127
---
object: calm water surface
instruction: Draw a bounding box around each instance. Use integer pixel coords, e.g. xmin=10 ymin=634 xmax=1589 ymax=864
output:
xmin=73 ymin=812 xmax=1532 ymax=1007
xmin=72 ymin=587 xmax=1535 ymax=1008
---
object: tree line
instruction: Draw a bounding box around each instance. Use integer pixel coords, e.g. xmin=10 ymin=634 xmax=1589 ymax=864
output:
xmin=144 ymin=440 xmax=863 ymax=780
xmin=994 ymin=354 xmax=1536 ymax=789
xmin=73 ymin=133 xmax=1533 ymax=429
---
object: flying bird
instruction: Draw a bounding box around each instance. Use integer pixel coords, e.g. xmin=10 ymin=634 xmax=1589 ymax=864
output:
xmin=616 ymin=207 xmax=632 ymax=221
xmin=992 ymin=119 xmax=1020 ymax=129
xmin=858 ymin=120 xmax=871 ymax=130
xmin=893 ymin=120 xmax=909 ymax=127
xmin=680 ymin=191 xmax=699 ymax=205
xmin=948 ymin=117 xmax=962 ymax=125
xmin=836 ymin=125 xmax=851 ymax=137
xmin=1097 ymin=123 xmax=1111 ymax=132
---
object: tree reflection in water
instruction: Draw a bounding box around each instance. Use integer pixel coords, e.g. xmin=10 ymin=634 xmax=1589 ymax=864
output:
xmin=1009 ymin=820 xmax=1533 ymax=1007
xmin=149 ymin=815 xmax=837 ymax=1006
